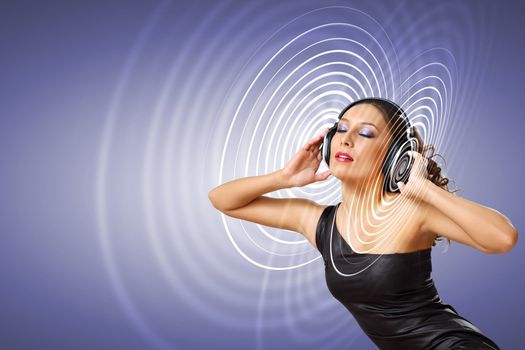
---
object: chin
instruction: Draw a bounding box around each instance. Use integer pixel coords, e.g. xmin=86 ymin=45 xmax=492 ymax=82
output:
xmin=332 ymin=171 xmax=360 ymax=184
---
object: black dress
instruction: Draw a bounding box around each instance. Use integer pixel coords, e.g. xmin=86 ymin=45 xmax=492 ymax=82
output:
xmin=315 ymin=203 xmax=501 ymax=350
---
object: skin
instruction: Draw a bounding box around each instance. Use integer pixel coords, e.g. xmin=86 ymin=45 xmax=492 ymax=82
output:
xmin=329 ymin=103 xmax=391 ymax=194
xmin=209 ymin=103 xmax=518 ymax=254
xmin=327 ymin=103 xmax=419 ymax=253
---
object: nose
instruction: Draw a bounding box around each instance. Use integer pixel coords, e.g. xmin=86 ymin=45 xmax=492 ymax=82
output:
xmin=339 ymin=130 xmax=354 ymax=147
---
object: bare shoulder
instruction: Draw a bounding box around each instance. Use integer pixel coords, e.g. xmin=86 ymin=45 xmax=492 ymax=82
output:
xmin=299 ymin=202 xmax=329 ymax=250
xmin=401 ymin=196 xmax=428 ymax=229
xmin=409 ymin=196 xmax=442 ymax=236
xmin=394 ymin=196 xmax=437 ymax=248
xmin=412 ymin=193 xmax=492 ymax=253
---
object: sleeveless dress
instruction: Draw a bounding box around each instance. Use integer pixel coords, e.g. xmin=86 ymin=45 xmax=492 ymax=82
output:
xmin=315 ymin=203 xmax=501 ymax=350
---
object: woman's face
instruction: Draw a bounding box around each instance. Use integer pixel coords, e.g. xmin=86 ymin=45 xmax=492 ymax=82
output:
xmin=329 ymin=103 xmax=392 ymax=185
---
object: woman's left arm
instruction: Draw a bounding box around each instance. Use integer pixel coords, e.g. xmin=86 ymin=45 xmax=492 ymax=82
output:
xmin=399 ymin=151 xmax=518 ymax=253
xmin=421 ymin=180 xmax=518 ymax=253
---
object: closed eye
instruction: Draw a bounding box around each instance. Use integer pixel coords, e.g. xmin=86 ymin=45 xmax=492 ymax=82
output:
xmin=336 ymin=125 xmax=375 ymax=138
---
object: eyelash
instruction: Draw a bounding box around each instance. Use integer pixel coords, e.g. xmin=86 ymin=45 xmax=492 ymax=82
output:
xmin=336 ymin=125 xmax=374 ymax=138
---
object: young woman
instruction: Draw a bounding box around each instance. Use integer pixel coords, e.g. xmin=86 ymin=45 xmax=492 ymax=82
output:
xmin=208 ymin=97 xmax=517 ymax=349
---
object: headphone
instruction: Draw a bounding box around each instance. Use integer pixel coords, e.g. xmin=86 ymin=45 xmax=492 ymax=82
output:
xmin=321 ymin=97 xmax=419 ymax=193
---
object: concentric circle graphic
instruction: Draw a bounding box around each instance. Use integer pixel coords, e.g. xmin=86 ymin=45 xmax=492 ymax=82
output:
xmin=93 ymin=2 xmax=490 ymax=349
xmin=219 ymin=6 xmax=455 ymax=273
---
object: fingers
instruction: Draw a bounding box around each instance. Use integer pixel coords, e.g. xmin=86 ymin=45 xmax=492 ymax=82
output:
xmin=407 ymin=150 xmax=427 ymax=164
xmin=315 ymin=170 xmax=332 ymax=182
xmin=406 ymin=151 xmax=428 ymax=177
xmin=409 ymin=150 xmax=427 ymax=164
xmin=407 ymin=150 xmax=419 ymax=159
xmin=304 ymin=128 xmax=329 ymax=151
xmin=304 ymin=136 xmax=322 ymax=151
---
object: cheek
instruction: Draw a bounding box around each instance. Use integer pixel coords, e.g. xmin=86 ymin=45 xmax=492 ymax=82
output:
xmin=361 ymin=142 xmax=384 ymax=156
xmin=369 ymin=137 xmax=390 ymax=155
xmin=360 ymin=143 xmax=389 ymax=169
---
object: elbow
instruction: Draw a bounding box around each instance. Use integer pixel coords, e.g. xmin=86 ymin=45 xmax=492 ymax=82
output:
xmin=208 ymin=189 xmax=221 ymax=210
xmin=503 ymin=227 xmax=519 ymax=253
xmin=208 ymin=188 xmax=230 ymax=213
xmin=490 ymin=228 xmax=518 ymax=254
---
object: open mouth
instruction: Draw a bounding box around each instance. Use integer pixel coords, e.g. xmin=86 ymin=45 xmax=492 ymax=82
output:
xmin=335 ymin=152 xmax=353 ymax=162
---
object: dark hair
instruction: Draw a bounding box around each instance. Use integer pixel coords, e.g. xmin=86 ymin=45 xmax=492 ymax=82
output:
xmin=366 ymin=100 xmax=455 ymax=250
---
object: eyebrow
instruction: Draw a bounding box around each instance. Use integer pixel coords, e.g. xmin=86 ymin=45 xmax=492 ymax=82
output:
xmin=339 ymin=117 xmax=379 ymax=130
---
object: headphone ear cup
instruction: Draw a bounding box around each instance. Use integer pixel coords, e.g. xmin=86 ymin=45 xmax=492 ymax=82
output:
xmin=322 ymin=125 xmax=337 ymax=165
xmin=382 ymin=138 xmax=418 ymax=193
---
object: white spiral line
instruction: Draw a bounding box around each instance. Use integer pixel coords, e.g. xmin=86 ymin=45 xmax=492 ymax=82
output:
xmin=221 ymin=24 xmax=396 ymax=270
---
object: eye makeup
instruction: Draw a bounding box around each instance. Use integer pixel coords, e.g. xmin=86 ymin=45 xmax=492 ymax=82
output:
xmin=336 ymin=123 xmax=375 ymax=138
xmin=339 ymin=118 xmax=378 ymax=130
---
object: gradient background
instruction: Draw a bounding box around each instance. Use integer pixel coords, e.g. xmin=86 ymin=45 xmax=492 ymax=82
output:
xmin=1 ymin=0 xmax=524 ymax=349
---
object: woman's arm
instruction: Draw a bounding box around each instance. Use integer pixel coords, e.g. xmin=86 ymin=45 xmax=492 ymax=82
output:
xmin=398 ymin=151 xmax=518 ymax=253
xmin=421 ymin=182 xmax=518 ymax=253
xmin=208 ymin=170 xmax=290 ymax=212
xmin=207 ymin=129 xmax=331 ymax=242
xmin=208 ymin=128 xmax=330 ymax=212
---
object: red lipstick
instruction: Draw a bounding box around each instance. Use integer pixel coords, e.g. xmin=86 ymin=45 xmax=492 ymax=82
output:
xmin=335 ymin=152 xmax=353 ymax=162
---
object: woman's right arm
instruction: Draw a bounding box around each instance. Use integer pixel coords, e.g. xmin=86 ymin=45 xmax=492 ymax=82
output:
xmin=207 ymin=169 xmax=290 ymax=212
xmin=207 ymin=128 xmax=331 ymax=240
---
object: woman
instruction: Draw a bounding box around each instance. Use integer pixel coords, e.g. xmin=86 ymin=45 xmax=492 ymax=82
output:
xmin=208 ymin=97 xmax=517 ymax=349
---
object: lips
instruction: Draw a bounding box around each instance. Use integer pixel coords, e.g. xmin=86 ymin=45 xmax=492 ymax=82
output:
xmin=335 ymin=151 xmax=353 ymax=162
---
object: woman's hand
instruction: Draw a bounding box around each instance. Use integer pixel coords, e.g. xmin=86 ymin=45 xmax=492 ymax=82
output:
xmin=396 ymin=150 xmax=432 ymax=201
xmin=281 ymin=128 xmax=331 ymax=187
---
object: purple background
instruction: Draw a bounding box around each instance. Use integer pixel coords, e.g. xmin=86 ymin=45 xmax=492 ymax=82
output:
xmin=1 ymin=0 xmax=523 ymax=349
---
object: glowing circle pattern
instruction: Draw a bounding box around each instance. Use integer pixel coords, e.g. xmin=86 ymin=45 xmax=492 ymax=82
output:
xmin=219 ymin=7 xmax=455 ymax=272
xmin=94 ymin=2 xmax=489 ymax=349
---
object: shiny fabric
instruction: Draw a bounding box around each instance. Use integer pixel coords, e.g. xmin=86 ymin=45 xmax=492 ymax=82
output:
xmin=316 ymin=203 xmax=501 ymax=350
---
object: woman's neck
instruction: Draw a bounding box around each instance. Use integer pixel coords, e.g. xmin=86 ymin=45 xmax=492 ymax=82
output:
xmin=340 ymin=178 xmax=385 ymax=217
